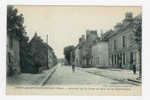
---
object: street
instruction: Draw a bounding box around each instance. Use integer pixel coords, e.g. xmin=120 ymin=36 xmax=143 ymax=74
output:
xmin=45 ymin=64 xmax=136 ymax=85
xmin=7 ymin=64 xmax=140 ymax=86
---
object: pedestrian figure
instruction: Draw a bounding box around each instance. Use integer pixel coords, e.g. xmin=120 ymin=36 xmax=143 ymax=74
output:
xmin=118 ymin=57 xmax=122 ymax=68
xmin=72 ymin=62 xmax=75 ymax=72
xmin=133 ymin=62 xmax=136 ymax=74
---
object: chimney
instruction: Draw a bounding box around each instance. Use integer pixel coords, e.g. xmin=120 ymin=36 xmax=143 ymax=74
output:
xmin=124 ymin=12 xmax=133 ymax=21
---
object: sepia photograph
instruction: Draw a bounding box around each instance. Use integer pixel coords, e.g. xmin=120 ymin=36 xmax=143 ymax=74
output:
xmin=6 ymin=5 xmax=142 ymax=95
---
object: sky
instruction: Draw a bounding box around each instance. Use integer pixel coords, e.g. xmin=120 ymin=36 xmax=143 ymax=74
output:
xmin=14 ymin=6 xmax=141 ymax=59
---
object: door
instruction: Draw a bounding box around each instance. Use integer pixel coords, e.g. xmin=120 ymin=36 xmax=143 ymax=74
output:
xmin=130 ymin=52 xmax=134 ymax=65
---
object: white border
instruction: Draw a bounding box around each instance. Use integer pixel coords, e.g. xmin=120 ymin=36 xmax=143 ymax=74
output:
xmin=1 ymin=0 xmax=149 ymax=100
xmin=7 ymin=0 xmax=143 ymax=6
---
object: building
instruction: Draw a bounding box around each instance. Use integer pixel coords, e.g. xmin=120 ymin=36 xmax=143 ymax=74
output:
xmin=74 ymin=30 xmax=98 ymax=67
xmin=74 ymin=35 xmax=85 ymax=66
xmin=7 ymin=33 xmax=21 ymax=76
xmin=74 ymin=45 xmax=81 ymax=66
xmin=105 ymin=12 xmax=142 ymax=70
xmin=91 ymin=39 xmax=109 ymax=67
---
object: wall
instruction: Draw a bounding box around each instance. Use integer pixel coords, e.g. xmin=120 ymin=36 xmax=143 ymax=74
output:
xmin=92 ymin=41 xmax=109 ymax=67
xmin=74 ymin=46 xmax=80 ymax=66
xmin=7 ymin=35 xmax=20 ymax=75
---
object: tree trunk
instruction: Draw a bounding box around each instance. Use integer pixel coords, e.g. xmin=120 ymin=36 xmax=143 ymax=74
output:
xmin=139 ymin=49 xmax=142 ymax=78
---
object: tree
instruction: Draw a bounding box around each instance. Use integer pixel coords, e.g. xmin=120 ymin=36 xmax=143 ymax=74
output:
xmin=20 ymin=36 xmax=35 ymax=73
xmin=64 ymin=45 xmax=75 ymax=65
xmin=7 ymin=6 xmax=26 ymax=39
xmin=29 ymin=33 xmax=58 ymax=73
xmin=7 ymin=6 xmax=29 ymax=75
xmin=7 ymin=6 xmax=36 ymax=73
xmin=133 ymin=16 xmax=142 ymax=78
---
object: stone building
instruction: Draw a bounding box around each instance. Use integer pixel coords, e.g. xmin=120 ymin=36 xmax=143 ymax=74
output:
xmin=74 ymin=35 xmax=85 ymax=66
xmin=74 ymin=30 xmax=98 ymax=67
xmin=7 ymin=33 xmax=21 ymax=76
xmin=104 ymin=12 xmax=142 ymax=70
xmin=91 ymin=39 xmax=109 ymax=67
xmin=74 ymin=45 xmax=81 ymax=66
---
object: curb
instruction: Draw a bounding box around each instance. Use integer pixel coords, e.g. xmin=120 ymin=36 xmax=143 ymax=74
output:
xmin=39 ymin=66 xmax=57 ymax=86
xmin=127 ymin=79 xmax=142 ymax=84
xmin=80 ymin=69 xmax=141 ymax=86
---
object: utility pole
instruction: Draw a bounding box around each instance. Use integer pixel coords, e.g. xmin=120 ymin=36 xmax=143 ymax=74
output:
xmin=46 ymin=34 xmax=49 ymax=69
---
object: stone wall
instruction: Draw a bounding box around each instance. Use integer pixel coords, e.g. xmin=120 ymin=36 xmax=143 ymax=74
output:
xmin=7 ymin=35 xmax=20 ymax=76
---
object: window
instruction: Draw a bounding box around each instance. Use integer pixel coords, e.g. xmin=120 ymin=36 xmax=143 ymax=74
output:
xmin=120 ymin=53 xmax=122 ymax=65
xmin=122 ymin=36 xmax=126 ymax=48
xmin=117 ymin=54 xmax=120 ymax=64
xmin=123 ymin=53 xmax=126 ymax=65
xmin=97 ymin=57 xmax=99 ymax=64
xmin=114 ymin=55 xmax=116 ymax=64
xmin=114 ymin=40 xmax=116 ymax=50
xmin=98 ymin=57 xmax=100 ymax=65
xmin=112 ymin=55 xmax=113 ymax=64
xmin=130 ymin=52 xmax=134 ymax=64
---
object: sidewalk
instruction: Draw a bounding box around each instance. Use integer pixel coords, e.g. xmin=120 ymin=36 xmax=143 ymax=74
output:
xmin=77 ymin=67 xmax=141 ymax=84
xmin=7 ymin=66 xmax=57 ymax=86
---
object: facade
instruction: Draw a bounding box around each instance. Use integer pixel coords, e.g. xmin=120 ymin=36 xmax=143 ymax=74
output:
xmin=74 ymin=13 xmax=141 ymax=70
xmin=105 ymin=13 xmax=141 ymax=70
xmin=74 ymin=45 xmax=81 ymax=66
xmin=7 ymin=34 xmax=20 ymax=76
xmin=74 ymin=30 xmax=98 ymax=67
xmin=74 ymin=35 xmax=85 ymax=66
xmin=91 ymin=40 xmax=109 ymax=67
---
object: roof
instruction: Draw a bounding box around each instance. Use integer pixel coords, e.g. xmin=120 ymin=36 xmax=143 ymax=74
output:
xmin=102 ymin=14 xmax=142 ymax=40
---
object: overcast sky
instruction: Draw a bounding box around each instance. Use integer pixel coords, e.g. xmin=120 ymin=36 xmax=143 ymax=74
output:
xmin=14 ymin=6 xmax=141 ymax=59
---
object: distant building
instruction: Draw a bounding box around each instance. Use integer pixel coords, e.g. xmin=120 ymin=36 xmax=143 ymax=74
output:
xmin=74 ymin=30 xmax=98 ymax=67
xmin=7 ymin=32 xmax=21 ymax=76
xmin=74 ymin=45 xmax=81 ymax=66
xmin=91 ymin=39 xmax=109 ymax=67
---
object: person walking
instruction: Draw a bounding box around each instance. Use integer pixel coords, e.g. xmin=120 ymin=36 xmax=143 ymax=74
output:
xmin=72 ymin=62 xmax=75 ymax=72
xmin=133 ymin=61 xmax=136 ymax=74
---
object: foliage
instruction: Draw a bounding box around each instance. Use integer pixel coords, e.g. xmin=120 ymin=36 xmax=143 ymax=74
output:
xmin=64 ymin=45 xmax=75 ymax=65
xmin=133 ymin=19 xmax=142 ymax=48
xmin=20 ymin=36 xmax=35 ymax=73
xmin=29 ymin=34 xmax=57 ymax=73
xmin=7 ymin=5 xmax=26 ymax=39
xmin=132 ymin=15 xmax=142 ymax=77
xmin=7 ymin=6 xmax=30 ymax=74
xmin=7 ymin=6 xmax=57 ymax=74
